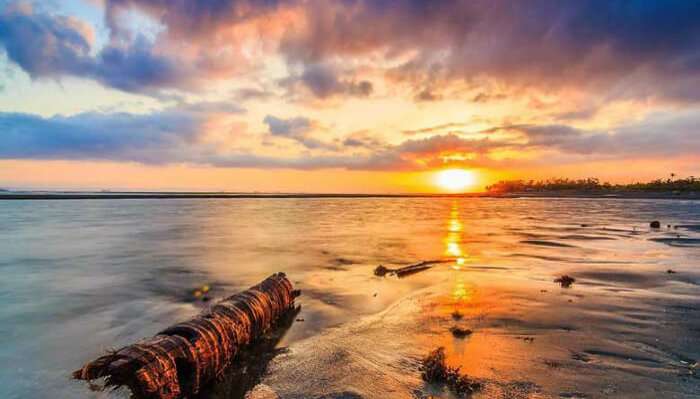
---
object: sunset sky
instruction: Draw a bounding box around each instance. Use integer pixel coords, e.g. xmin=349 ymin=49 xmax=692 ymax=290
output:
xmin=1 ymin=0 xmax=699 ymax=192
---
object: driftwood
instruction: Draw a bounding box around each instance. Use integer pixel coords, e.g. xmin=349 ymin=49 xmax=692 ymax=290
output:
xmin=73 ymin=273 xmax=300 ymax=399
xmin=374 ymin=259 xmax=454 ymax=278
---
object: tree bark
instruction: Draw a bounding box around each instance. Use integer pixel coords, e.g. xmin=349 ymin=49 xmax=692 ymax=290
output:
xmin=73 ymin=273 xmax=300 ymax=399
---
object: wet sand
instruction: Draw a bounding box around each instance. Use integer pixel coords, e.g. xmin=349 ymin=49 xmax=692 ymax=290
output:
xmin=245 ymin=272 xmax=699 ymax=398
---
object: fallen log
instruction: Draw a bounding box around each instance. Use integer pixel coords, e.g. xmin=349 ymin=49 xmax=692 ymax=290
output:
xmin=374 ymin=259 xmax=454 ymax=278
xmin=73 ymin=273 xmax=300 ymax=399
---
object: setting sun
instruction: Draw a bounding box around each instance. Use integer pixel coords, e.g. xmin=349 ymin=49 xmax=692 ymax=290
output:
xmin=434 ymin=169 xmax=476 ymax=192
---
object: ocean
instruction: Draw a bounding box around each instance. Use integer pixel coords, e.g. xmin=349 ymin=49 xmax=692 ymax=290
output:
xmin=1 ymin=197 xmax=699 ymax=398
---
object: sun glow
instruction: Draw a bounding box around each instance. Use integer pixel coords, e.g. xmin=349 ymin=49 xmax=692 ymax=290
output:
xmin=434 ymin=169 xmax=476 ymax=192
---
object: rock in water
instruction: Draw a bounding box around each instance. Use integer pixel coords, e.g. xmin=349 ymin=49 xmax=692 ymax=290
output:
xmin=554 ymin=275 xmax=576 ymax=288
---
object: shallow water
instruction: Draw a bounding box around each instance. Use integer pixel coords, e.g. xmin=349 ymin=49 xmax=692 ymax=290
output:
xmin=0 ymin=198 xmax=699 ymax=398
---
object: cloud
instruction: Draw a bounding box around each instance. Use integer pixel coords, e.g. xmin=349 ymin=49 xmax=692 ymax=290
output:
xmin=2 ymin=105 xmax=700 ymax=171
xmin=262 ymin=114 xmax=334 ymax=149
xmin=414 ymin=89 xmax=441 ymax=102
xmin=0 ymin=5 xmax=94 ymax=78
xmin=284 ymin=63 xmax=373 ymax=99
xmin=283 ymin=0 xmax=700 ymax=102
xmin=101 ymin=0 xmax=285 ymax=40
xmin=234 ymin=88 xmax=274 ymax=101
xmin=0 ymin=4 xmax=190 ymax=93
xmin=3 ymin=1 xmax=700 ymax=102
xmin=0 ymin=110 xmax=200 ymax=162
xmin=264 ymin=115 xmax=311 ymax=136
xmin=402 ymin=123 xmax=467 ymax=136
xmin=503 ymin=111 xmax=700 ymax=157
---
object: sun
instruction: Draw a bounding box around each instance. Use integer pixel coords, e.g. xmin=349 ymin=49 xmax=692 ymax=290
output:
xmin=434 ymin=169 xmax=476 ymax=192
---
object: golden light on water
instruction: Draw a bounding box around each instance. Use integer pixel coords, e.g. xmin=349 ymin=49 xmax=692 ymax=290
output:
xmin=445 ymin=202 xmax=474 ymax=305
xmin=445 ymin=202 xmax=467 ymax=270
xmin=434 ymin=169 xmax=476 ymax=192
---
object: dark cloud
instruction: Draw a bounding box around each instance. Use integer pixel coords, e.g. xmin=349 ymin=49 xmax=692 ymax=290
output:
xmin=338 ymin=131 xmax=386 ymax=150
xmin=263 ymin=114 xmax=334 ymax=149
xmin=415 ymin=89 xmax=441 ymax=102
xmin=284 ymin=0 xmax=700 ymax=101
xmin=234 ymin=88 xmax=274 ymax=101
xmin=342 ymin=138 xmax=364 ymax=147
xmin=4 ymin=1 xmax=700 ymax=101
xmin=264 ymin=115 xmax=311 ymax=136
xmin=102 ymin=0 xmax=285 ymax=40
xmin=289 ymin=63 xmax=373 ymax=98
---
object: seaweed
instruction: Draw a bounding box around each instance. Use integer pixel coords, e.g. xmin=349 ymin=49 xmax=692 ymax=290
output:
xmin=421 ymin=347 xmax=481 ymax=397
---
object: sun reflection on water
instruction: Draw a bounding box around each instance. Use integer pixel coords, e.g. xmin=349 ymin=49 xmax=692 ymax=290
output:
xmin=445 ymin=201 xmax=474 ymax=304
xmin=445 ymin=202 xmax=467 ymax=270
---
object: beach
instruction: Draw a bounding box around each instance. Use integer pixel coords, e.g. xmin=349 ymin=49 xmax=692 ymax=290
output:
xmin=1 ymin=197 xmax=699 ymax=398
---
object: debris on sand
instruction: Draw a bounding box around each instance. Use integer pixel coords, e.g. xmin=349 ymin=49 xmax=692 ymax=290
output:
xmin=650 ymin=220 xmax=661 ymax=228
xmin=73 ymin=273 xmax=300 ymax=399
xmin=554 ymin=275 xmax=576 ymax=288
xmin=451 ymin=310 xmax=463 ymax=320
xmin=374 ymin=265 xmax=390 ymax=276
xmin=667 ymin=269 xmax=677 ymax=274
xmin=374 ymin=259 xmax=453 ymax=278
xmin=449 ymin=327 xmax=473 ymax=338
xmin=421 ymin=347 xmax=481 ymax=396
xmin=192 ymin=284 xmax=212 ymax=302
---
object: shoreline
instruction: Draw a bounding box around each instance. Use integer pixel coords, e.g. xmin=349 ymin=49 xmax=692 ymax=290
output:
xmin=0 ymin=190 xmax=699 ymax=200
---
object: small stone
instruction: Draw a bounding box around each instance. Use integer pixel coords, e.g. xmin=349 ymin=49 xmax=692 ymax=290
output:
xmin=667 ymin=269 xmax=677 ymax=274
xmin=650 ymin=221 xmax=661 ymax=228
xmin=374 ymin=265 xmax=390 ymax=276
xmin=449 ymin=326 xmax=473 ymax=338
xmin=554 ymin=275 xmax=576 ymax=288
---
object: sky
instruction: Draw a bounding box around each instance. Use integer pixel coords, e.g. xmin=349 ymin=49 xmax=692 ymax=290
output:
xmin=0 ymin=0 xmax=699 ymax=193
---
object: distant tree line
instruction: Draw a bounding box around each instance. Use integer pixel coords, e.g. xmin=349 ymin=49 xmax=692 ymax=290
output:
xmin=486 ymin=175 xmax=700 ymax=193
